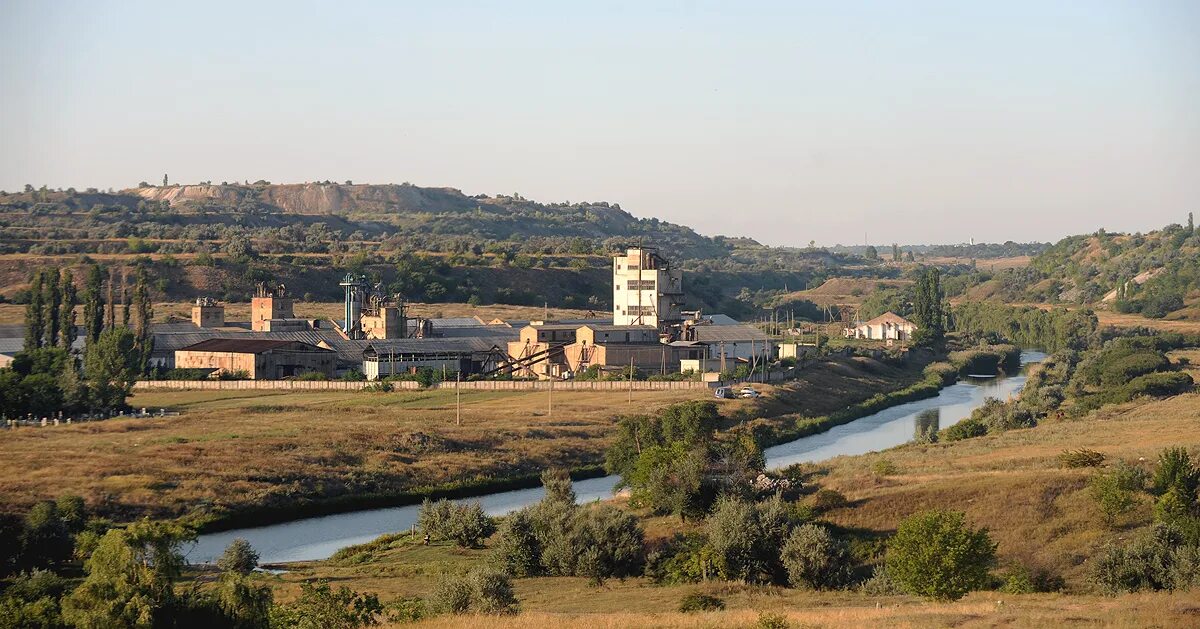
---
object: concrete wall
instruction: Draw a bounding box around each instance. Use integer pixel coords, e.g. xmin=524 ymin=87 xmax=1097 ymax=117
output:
xmin=134 ymin=379 xmax=710 ymax=391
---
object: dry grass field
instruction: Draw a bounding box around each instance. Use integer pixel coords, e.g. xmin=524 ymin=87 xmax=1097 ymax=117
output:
xmin=773 ymin=278 xmax=913 ymax=307
xmin=0 ymin=387 xmax=698 ymax=522
xmin=382 ymin=592 xmax=1198 ymax=628
xmin=254 ymin=389 xmax=1200 ymax=627
xmin=1096 ymin=308 xmax=1200 ymax=334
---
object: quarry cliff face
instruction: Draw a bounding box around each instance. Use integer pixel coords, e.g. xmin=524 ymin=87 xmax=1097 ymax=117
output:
xmin=132 ymin=183 xmax=478 ymax=216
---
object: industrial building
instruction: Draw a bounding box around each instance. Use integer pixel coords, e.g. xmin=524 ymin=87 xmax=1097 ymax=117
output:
xmin=612 ymin=247 xmax=684 ymax=329
xmin=175 ymin=338 xmax=336 ymax=379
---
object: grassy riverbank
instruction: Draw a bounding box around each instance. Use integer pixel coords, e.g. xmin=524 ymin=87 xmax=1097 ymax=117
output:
xmin=0 ymin=355 xmax=935 ymax=528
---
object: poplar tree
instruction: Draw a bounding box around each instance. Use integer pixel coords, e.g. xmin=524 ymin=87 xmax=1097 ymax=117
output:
xmin=44 ymin=267 xmax=61 ymax=347
xmin=83 ymin=264 xmax=105 ymax=344
xmin=24 ymin=270 xmax=45 ymax=350
xmin=105 ymin=269 xmax=116 ymax=330
xmin=59 ymin=269 xmax=77 ymax=350
xmin=911 ymin=267 xmax=945 ymax=346
xmin=120 ymin=272 xmax=130 ymax=327
xmin=132 ymin=269 xmax=155 ymax=373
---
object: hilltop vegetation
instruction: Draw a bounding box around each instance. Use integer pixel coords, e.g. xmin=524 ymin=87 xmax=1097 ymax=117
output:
xmin=963 ymin=217 xmax=1200 ymax=319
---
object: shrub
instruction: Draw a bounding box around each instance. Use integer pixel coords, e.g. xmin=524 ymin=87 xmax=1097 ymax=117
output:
xmin=384 ymin=597 xmax=426 ymax=624
xmin=417 ymin=499 xmax=496 ymax=548
xmin=294 ymin=371 xmax=328 ymax=381
xmin=492 ymin=510 xmax=540 ymax=577
xmin=1059 ymin=448 xmax=1105 ymax=468
xmin=678 ymin=593 xmax=724 ymax=613
xmin=428 ymin=575 xmax=473 ymax=615
xmin=565 ymin=504 xmax=645 ymax=584
xmin=644 ymin=533 xmax=715 ymax=584
xmin=756 ymin=611 xmax=790 ymax=629
xmin=1089 ymin=466 xmax=1142 ymax=527
xmin=446 ymin=502 xmax=495 ymax=548
xmin=268 ymin=580 xmax=381 ymax=628
xmin=860 ymin=565 xmax=902 ymax=596
xmin=940 ymin=418 xmax=987 ymax=442
xmin=1123 ymin=371 xmax=1193 ymax=399
xmin=1090 ymin=524 xmax=1197 ymax=594
xmin=1151 ymin=447 xmax=1198 ymax=498
xmin=781 ymin=524 xmax=853 ymax=590
xmin=217 ymin=538 xmax=259 ymax=575
xmin=885 ymin=510 xmax=996 ymax=601
xmin=871 ymin=459 xmax=898 ymax=477
xmin=810 ymin=488 xmax=848 ymax=512
xmin=468 ymin=567 xmax=518 ymax=615
xmin=705 ymin=496 xmax=796 ymax=583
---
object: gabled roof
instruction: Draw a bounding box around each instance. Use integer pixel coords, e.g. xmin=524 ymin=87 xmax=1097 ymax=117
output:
xmin=862 ymin=312 xmax=916 ymax=327
xmin=692 ymin=324 xmax=771 ymax=343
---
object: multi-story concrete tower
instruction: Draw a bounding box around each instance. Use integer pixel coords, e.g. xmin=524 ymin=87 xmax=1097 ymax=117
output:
xmin=612 ymin=247 xmax=683 ymax=330
xmin=251 ymin=282 xmax=293 ymax=332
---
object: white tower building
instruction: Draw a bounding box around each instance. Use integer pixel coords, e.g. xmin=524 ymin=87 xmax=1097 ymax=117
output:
xmin=612 ymin=247 xmax=684 ymax=330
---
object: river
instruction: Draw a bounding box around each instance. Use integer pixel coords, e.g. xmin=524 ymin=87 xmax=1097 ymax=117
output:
xmin=186 ymin=350 xmax=1046 ymax=565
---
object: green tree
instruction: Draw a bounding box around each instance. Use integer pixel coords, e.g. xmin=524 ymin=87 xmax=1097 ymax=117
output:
xmin=131 ymin=269 xmax=154 ymax=373
xmin=24 ymin=270 xmax=45 ymax=351
xmin=58 ymin=269 xmax=76 ymax=350
xmin=540 ymin=467 xmax=575 ymax=505
xmin=911 ymin=267 xmax=945 ymax=346
xmin=20 ymin=501 xmax=72 ymax=569
xmin=781 ymin=524 xmax=853 ymax=590
xmin=55 ymin=495 xmax=87 ymax=534
xmin=885 ymin=510 xmax=996 ymax=600
xmin=492 ymin=510 xmax=540 ymax=577
xmin=61 ymin=522 xmax=193 ymax=628
xmin=269 ymin=580 xmax=382 ymax=629
xmin=864 ymin=245 xmax=879 ymax=260
xmin=82 ymin=264 xmax=105 ymax=344
xmin=83 ymin=327 xmax=141 ymax=412
xmin=892 ymin=243 xmax=900 ymax=261
xmin=217 ymin=538 xmax=260 ymax=575
xmin=213 ymin=572 xmax=273 ymax=629
xmin=43 ymin=268 xmax=61 ymax=348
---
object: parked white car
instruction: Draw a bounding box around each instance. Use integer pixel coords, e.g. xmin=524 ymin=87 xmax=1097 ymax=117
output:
xmin=739 ymin=387 xmax=760 ymax=398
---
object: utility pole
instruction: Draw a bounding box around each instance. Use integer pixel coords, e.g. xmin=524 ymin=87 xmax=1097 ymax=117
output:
xmin=628 ymin=356 xmax=633 ymax=404
xmin=547 ymin=375 xmax=553 ymax=417
xmin=455 ymin=371 xmax=461 ymax=426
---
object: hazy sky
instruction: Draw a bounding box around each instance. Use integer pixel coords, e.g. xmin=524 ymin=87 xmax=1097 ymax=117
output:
xmin=2 ymin=1 xmax=1197 ymax=246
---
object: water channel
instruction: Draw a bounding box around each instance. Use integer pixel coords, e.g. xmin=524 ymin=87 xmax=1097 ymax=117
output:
xmin=187 ymin=350 xmax=1046 ymax=565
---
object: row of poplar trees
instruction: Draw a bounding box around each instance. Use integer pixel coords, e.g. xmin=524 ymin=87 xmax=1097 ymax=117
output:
xmin=6 ymin=265 xmax=154 ymax=417
xmin=24 ymin=266 xmax=154 ymax=359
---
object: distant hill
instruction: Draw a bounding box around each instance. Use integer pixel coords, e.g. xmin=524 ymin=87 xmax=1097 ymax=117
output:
xmin=1 ymin=182 xmax=726 ymax=260
xmin=963 ymin=219 xmax=1199 ymax=319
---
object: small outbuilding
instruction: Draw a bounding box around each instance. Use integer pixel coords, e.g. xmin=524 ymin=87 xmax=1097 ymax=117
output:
xmin=175 ymin=338 xmax=335 ymax=380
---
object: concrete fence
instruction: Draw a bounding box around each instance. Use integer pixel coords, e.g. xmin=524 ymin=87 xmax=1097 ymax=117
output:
xmin=134 ymin=379 xmax=712 ymax=392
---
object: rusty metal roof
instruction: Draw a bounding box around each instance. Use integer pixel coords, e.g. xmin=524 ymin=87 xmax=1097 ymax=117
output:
xmin=177 ymin=338 xmax=332 ymax=353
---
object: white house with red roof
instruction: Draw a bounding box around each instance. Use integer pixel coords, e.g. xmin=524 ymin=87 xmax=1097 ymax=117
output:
xmin=845 ymin=312 xmax=917 ymax=341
